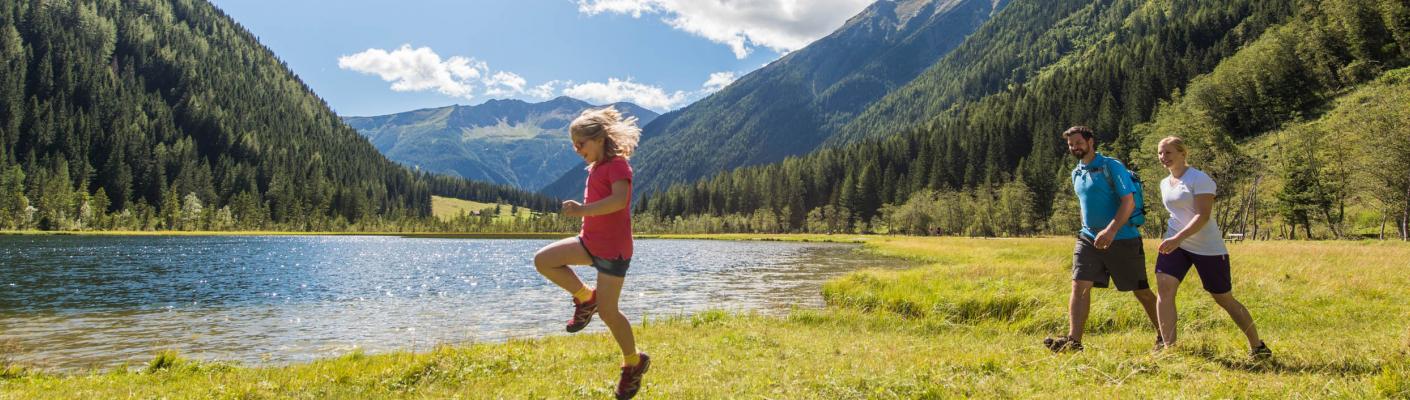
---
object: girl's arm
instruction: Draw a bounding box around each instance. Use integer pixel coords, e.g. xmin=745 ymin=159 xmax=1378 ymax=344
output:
xmin=572 ymin=180 xmax=632 ymax=217
xmin=1173 ymin=193 xmax=1215 ymax=240
xmin=1158 ymin=193 xmax=1214 ymax=253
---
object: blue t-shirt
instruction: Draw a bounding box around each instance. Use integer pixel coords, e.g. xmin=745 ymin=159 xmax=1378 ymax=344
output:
xmin=1072 ymin=153 xmax=1141 ymax=240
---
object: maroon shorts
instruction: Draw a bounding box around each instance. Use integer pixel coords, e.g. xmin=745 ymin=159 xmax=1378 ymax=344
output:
xmin=1155 ymin=248 xmax=1232 ymax=294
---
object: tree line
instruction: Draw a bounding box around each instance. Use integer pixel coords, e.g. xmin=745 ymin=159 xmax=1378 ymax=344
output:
xmin=0 ymin=0 xmax=555 ymax=232
xmin=635 ymin=0 xmax=1410 ymax=240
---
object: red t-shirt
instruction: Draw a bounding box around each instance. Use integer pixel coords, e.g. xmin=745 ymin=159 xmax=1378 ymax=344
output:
xmin=580 ymin=156 xmax=633 ymax=260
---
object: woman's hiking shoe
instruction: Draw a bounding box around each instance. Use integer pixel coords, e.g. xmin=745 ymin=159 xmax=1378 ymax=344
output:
xmin=565 ymin=293 xmax=597 ymax=333
xmin=615 ymin=352 xmax=651 ymax=400
xmin=1250 ymin=341 xmax=1273 ymax=359
xmin=1043 ymin=336 xmax=1083 ymax=352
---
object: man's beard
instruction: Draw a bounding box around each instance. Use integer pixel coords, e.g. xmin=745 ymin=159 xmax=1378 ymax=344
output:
xmin=1069 ymin=149 xmax=1087 ymax=159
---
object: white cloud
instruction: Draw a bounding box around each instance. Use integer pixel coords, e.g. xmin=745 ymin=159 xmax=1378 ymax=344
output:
xmin=341 ymin=46 xmax=739 ymax=111
xmin=446 ymin=57 xmax=487 ymax=80
xmin=577 ymin=0 xmax=660 ymax=17
xmin=702 ymin=71 xmax=737 ymax=92
xmin=340 ymin=45 xmax=543 ymax=100
xmin=563 ymin=78 xmax=689 ymax=111
xmin=577 ymin=0 xmax=874 ymax=58
xmin=338 ymin=45 xmax=484 ymax=98
xmin=550 ymin=71 xmax=740 ymax=111
xmin=483 ymin=71 xmax=529 ymax=97
xmin=527 ymin=80 xmax=566 ymax=99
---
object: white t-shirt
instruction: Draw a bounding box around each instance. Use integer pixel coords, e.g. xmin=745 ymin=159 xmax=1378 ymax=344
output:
xmin=1160 ymin=167 xmax=1228 ymax=255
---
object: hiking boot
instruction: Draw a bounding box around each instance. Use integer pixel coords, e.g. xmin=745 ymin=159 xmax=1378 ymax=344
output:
xmin=1250 ymin=341 xmax=1272 ymax=360
xmin=1043 ymin=336 xmax=1083 ymax=352
xmin=565 ymin=292 xmax=597 ymax=333
xmin=615 ymin=352 xmax=651 ymax=400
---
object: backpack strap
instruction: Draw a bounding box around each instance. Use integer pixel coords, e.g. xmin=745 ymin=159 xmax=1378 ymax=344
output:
xmin=1100 ymin=157 xmax=1120 ymax=199
xmin=1100 ymin=156 xmax=1145 ymax=224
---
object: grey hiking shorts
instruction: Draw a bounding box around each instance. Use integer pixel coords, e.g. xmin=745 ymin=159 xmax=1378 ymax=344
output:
xmin=1073 ymin=235 xmax=1149 ymax=291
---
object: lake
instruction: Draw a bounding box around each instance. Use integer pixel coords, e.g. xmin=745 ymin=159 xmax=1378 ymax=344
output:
xmin=0 ymin=235 xmax=907 ymax=371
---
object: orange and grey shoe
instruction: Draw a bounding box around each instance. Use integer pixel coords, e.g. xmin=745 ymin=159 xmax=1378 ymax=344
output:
xmin=615 ymin=352 xmax=651 ymax=400
xmin=565 ymin=292 xmax=597 ymax=333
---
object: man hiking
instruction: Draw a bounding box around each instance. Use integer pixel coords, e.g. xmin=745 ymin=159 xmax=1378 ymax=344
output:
xmin=1044 ymin=125 xmax=1161 ymax=352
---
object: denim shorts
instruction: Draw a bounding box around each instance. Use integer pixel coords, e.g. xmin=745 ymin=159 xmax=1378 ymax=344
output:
xmin=577 ymin=236 xmax=631 ymax=277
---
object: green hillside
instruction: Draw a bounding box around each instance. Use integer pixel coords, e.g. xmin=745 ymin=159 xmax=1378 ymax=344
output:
xmin=0 ymin=0 xmax=554 ymax=232
xmin=552 ymin=0 xmax=1006 ymax=198
xmin=430 ymin=195 xmax=536 ymax=223
xmin=638 ymin=0 xmax=1410 ymax=240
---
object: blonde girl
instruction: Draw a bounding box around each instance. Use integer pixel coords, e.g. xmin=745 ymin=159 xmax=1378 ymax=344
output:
xmin=532 ymin=106 xmax=649 ymax=399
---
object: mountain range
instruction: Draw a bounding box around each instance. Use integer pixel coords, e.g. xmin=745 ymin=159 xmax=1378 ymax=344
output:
xmin=343 ymin=97 xmax=657 ymax=192
xmin=543 ymin=0 xmax=1010 ymax=198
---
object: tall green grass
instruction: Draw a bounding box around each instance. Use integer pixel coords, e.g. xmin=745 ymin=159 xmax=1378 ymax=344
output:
xmin=2 ymin=236 xmax=1407 ymax=398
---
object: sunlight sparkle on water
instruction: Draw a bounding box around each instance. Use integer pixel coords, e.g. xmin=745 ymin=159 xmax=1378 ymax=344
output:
xmin=0 ymin=236 xmax=909 ymax=371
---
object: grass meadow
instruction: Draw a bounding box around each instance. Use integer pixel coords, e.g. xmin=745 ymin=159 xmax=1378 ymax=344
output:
xmin=2 ymin=236 xmax=1408 ymax=398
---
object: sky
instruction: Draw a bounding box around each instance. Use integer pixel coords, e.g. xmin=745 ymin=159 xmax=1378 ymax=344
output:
xmin=207 ymin=0 xmax=877 ymax=116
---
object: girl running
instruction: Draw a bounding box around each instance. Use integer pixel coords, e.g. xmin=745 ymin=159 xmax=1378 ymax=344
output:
xmin=532 ymin=106 xmax=649 ymax=399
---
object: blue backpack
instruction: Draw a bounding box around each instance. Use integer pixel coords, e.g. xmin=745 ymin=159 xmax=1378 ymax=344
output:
xmin=1100 ymin=157 xmax=1147 ymax=227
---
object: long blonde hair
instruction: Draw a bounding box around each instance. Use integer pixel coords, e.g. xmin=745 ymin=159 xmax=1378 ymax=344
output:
xmin=570 ymin=106 xmax=641 ymax=161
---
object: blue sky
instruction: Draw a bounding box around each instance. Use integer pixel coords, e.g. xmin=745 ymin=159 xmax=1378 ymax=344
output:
xmin=208 ymin=0 xmax=876 ymax=116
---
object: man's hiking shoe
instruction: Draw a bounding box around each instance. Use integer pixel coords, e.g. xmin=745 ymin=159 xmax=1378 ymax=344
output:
xmin=565 ymin=292 xmax=597 ymax=333
xmin=1043 ymin=336 xmax=1083 ymax=352
xmin=615 ymin=352 xmax=651 ymax=400
xmin=1153 ymin=335 xmax=1166 ymax=352
xmin=1250 ymin=341 xmax=1273 ymax=359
